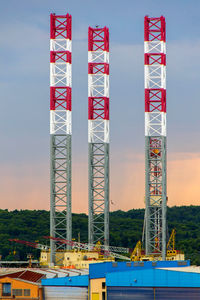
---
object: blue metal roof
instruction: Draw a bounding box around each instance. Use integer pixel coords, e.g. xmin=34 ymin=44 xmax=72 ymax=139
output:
xmin=41 ymin=261 xmax=191 ymax=288
xmin=42 ymin=275 xmax=89 ymax=287
xmin=89 ymin=260 xmax=190 ymax=279
xmin=106 ymin=268 xmax=200 ymax=288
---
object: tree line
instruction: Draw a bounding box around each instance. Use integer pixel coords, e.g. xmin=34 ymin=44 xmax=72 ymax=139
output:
xmin=1 ymin=206 xmax=200 ymax=265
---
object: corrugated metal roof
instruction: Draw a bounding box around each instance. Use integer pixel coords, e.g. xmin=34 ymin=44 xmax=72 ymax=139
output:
xmin=158 ymin=266 xmax=200 ymax=273
xmin=0 ymin=271 xmax=24 ymax=279
xmin=0 ymin=268 xmax=89 ymax=281
xmin=19 ymin=270 xmax=45 ymax=282
xmin=0 ymin=270 xmax=44 ymax=283
xmin=89 ymin=260 xmax=190 ymax=279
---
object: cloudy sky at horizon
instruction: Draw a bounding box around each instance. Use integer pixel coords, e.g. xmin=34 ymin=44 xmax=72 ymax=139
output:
xmin=0 ymin=0 xmax=200 ymax=212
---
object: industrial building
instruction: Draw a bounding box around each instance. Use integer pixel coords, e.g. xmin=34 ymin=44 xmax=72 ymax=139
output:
xmin=41 ymin=260 xmax=200 ymax=299
xmin=0 ymin=268 xmax=88 ymax=300
xmin=40 ymin=249 xmax=113 ymax=269
xmin=0 ymin=271 xmax=43 ymax=300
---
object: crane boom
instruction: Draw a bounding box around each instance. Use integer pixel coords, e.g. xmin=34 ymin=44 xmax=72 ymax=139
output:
xmin=108 ymin=252 xmax=130 ymax=261
xmin=167 ymin=229 xmax=176 ymax=251
xmin=9 ymin=239 xmax=50 ymax=251
xmin=44 ymin=236 xmax=129 ymax=254
xmin=10 ymin=238 xmax=130 ymax=261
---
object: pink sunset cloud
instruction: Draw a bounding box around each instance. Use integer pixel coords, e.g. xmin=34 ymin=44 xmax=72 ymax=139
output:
xmin=0 ymin=152 xmax=199 ymax=212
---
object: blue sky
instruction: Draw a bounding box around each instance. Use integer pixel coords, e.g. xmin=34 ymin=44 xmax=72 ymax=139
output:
xmin=0 ymin=0 xmax=200 ymax=211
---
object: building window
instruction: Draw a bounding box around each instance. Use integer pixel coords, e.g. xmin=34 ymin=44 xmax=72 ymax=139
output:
xmin=102 ymin=291 xmax=106 ymax=300
xmin=24 ymin=289 xmax=30 ymax=296
xmin=13 ymin=289 xmax=23 ymax=296
xmin=2 ymin=283 xmax=11 ymax=296
xmin=102 ymin=282 xmax=106 ymax=289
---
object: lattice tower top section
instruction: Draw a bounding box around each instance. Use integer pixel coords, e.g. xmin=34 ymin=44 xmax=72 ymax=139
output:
xmin=88 ymin=27 xmax=109 ymax=144
xmin=50 ymin=14 xmax=72 ymax=135
xmin=144 ymin=16 xmax=166 ymax=137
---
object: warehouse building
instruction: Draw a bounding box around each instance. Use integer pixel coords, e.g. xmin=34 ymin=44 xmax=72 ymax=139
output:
xmin=41 ymin=260 xmax=200 ymax=300
xmin=42 ymin=275 xmax=89 ymax=300
xmin=0 ymin=268 xmax=87 ymax=300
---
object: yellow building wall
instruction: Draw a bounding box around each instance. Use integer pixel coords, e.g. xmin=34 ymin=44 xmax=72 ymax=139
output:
xmin=90 ymin=278 xmax=106 ymax=300
xmin=64 ymin=252 xmax=108 ymax=269
xmin=40 ymin=250 xmax=114 ymax=268
xmin=40 ymin=250 xmax=64 ymax=266
xmin=63 ymin=251 xmax=113 ymax=269
xmin=0 ymin=277 xmax=40 ymax=300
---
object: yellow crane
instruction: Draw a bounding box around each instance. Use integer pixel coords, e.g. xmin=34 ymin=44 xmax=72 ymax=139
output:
xmin=130 ymin=241 xmax=142 ymax=261
xmin=166 ymin=228 xmax=177 ymax=257
xmin=130 ymin=229 xmax=179 ymax=261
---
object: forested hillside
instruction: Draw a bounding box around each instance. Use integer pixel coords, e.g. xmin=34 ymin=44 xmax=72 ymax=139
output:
xmin=1 ymin=206 xmax=200 ymax=265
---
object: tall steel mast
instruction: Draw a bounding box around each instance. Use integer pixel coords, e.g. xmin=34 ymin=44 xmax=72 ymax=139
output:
xmin=50 ymin=13 xmax=72 ymax=264
xmin=144 ymin=16 xmax=167 ymax=259
xmin=88 ymin=27 xmax=110 ymax=246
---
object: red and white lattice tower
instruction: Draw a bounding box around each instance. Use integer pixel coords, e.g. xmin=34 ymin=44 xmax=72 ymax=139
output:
xmin=144 ymin=16 xmax=167 ymax=259
xmin=50 ymin=13 xmax=72 ymax=265
xmin=88 ymin=27 xmax=110 ymax=246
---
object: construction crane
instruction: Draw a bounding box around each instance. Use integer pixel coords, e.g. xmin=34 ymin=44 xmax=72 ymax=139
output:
xmin=44 ymin=236 xmax=131 ymax=261
xmin=166 ymin=229 xmax=177 ymax=257
xmin=130 ymin=241 xmax=142 ymax=261
xmin=9 ymin=239 xmax=50 ymax=251
xmin=130 ymin=228 xmax=183 ymax=262
xmin=44 ymin=236 xmax=129 ymax=254
xmin=10 ymin=237 xmax=130 ymax=261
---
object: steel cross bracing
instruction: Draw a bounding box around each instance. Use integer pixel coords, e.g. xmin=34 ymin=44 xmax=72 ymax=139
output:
xmin=45 ymin=237 xmax=130 ymax=261
xmin=50 ymin=13 xmax=72 ymax=265
xmin=88 ymin=27 xmax=110 ymax=247
xmin=45 ymin=236 xmax=129 ymax=253
xmin=144 ymin=16 xmax=167 ymax=260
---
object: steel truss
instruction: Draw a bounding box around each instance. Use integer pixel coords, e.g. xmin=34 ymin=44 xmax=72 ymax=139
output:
xmin=88 ymin=27 xmax=110 ymax=247
xmin=144 ymin=16 xmax=167 ymax=259
xmin=50 ymin=14 xmax=72 ymax=265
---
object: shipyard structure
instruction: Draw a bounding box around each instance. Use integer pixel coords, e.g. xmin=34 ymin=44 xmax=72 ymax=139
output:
xmin=5 ymin=12 xmax=198 ymax=300
xmin=10 ymin=14 xmax=185 ymax=266
xmin=144 ymin=16 xmax=167 ymax=260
